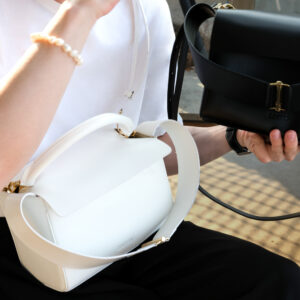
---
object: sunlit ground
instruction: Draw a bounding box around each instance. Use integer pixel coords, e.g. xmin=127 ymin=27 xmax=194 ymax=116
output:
xmin=169 ymin=154 xmax=300 ymax=265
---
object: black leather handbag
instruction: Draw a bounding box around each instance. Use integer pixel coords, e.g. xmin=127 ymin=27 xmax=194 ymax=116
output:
xmin=168 ymin=2 xmax=300 ymax=139
xmin=168 ymin=1 xmax=300 ymax=221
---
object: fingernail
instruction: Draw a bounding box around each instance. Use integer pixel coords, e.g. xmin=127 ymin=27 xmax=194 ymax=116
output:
xmin=272 ymin=130 xmax=281 ymax=139
xmin=287 ymin=132 xmax=296 ymax=141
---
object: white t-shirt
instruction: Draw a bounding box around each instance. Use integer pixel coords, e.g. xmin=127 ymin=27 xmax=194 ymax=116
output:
xmin=0 ymin=0 xmax=175 ymax=160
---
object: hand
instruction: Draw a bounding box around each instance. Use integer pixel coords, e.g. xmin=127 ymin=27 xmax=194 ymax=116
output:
xmin=56 ymin=0 xmax=120 ymax=19
xmin=237 ymin=129 xmax=300 ymax=163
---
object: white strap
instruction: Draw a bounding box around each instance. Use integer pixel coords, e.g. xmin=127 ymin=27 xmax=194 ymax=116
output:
xmin=136 ymin=120 xmax=200 ymax=240
xmin=1 ymin=118 xmax=200 ymax=268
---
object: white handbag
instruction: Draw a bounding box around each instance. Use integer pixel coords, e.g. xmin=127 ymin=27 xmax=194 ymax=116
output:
xmin=0 ymin=113 xmax=200 ymax=292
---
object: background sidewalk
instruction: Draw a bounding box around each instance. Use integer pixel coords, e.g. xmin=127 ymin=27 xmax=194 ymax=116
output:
xmin=166 ymin=1 xmax=300 ymax=265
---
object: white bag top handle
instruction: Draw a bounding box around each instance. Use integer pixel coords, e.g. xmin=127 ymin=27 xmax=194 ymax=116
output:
xmin=1 ymin=114 xmax=200 ymax=268
xmin=21 ymin=113 xmax=134 ymax=186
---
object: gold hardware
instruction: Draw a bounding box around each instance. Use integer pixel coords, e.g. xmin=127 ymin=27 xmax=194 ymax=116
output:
xmin=2 ymin=180 xmax=32 ymax=194
xmin=128 ymin=91 xmax=135 ymax=99
xmin=269 ymin=81 xmax=290 ymax=113
xmin=141 ymin=236 xmax=170 ymax=248
xmin=115 ymin=126 xmax=135 ymax=138
xmin=214 ymin=3 xmax=235 ymax=9
xmin=131 ymin=132 xmax=153 ymax=139
xmin=115 ymin=127 xmax=152 ymax=139
xmin=116 ymin=108 xmax=152 ymax=138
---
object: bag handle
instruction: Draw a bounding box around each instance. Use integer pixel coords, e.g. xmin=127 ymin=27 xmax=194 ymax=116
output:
xmin=21 ymin=113 xmax=134 ymax=186
xmin=1 ymin=116 xmax=200 ymax=268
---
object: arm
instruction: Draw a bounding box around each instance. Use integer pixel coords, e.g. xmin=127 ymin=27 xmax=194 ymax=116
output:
xmin=0 ymin=0 xmax=119 ymax=188
xmin=159 ymin=125 xmax=230 ymax=176
xmin=159 ymin=125 xmax=300 ymax=176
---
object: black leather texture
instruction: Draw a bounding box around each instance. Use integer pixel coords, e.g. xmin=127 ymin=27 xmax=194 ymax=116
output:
xmin=166 ymin=1 xmax=300 ymax=221
xmin=184 ymin=4 xmax=300 ymax=137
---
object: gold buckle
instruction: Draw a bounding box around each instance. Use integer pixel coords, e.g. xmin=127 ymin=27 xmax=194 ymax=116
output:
xmin=115 ymin=127 xmax=152 ymax=139
xmin=141 ymin=236 xmax=170 ymax=248
xmin=214 ymin=3 xmax=235 ymax=9
xmin=115 ymin=108 xmax=152 ymax=138
xmin=115 ymin=126 xmax=135 ymax=138
xmin=2 ymin=180 xmax=32 ymax=194
xmin=269 ymin=80 xmax=290 ymax=113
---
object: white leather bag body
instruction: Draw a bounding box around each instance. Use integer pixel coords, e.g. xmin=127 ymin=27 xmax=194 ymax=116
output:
xmin=0 ymin=113 xmax=200 ymax=292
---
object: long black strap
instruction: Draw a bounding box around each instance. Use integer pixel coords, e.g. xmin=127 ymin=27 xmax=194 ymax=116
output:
xmin=168 ymin=2 xmax=300 ymax=221
xmin=167 ymin=25 xmax=189 ymax=120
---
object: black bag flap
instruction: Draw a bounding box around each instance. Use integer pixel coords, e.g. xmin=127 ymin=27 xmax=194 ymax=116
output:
xmin=210 ymin=9 xmax=300 ymax=83
xmin=211 ymin=9 xmax=300 ymax=62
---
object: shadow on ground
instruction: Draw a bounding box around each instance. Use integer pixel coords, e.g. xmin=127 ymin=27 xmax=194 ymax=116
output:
xmin=169 ymin=152 xmax=300 ymax=265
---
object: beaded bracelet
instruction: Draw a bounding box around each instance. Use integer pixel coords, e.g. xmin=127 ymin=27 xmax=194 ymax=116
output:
xmin=30 ymin=33 xmax=83 ymax=65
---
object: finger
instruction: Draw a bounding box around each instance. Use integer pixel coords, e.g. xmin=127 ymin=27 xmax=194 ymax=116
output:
xmin=283 ymin=130 xmax=298 ymax=161
xmin=245 ymin=132 xmax=271 ymax=163
xmin=269 ymin=129 xmax=285 ymax=162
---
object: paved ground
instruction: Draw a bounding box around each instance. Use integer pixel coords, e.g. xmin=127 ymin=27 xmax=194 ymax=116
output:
xmin=166 ymin=2 xmax=300 ymax=265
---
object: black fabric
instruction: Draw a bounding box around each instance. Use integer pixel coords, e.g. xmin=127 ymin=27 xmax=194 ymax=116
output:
xmin=0 ymin=218 xmax=300 ymax=299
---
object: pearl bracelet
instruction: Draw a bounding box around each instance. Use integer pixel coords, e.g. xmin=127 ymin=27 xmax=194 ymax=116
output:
xmin=30 ymin=33 xmax=83 ymax=65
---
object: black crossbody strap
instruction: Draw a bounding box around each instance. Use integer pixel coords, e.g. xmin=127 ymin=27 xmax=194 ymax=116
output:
xmin=167 ymin=0 xmax=199 ymax=120
xmin=168 ymin=2 xmax=300 ymax=221
xmin=167 ymin=25 xmax=189 ymax=120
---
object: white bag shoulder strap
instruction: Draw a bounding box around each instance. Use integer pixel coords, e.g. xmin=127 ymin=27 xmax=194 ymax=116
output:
xmin=1 ymin=114 xmax=200 ymax=268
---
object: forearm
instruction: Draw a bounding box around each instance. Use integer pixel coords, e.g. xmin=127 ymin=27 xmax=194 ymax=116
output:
xmin=0 ymin=2 xmax=96 ymax=187
xmin=160 ymin=125 xmax=231 ymax=176
xmin=188 ymin=125 xmax=231 ymax=165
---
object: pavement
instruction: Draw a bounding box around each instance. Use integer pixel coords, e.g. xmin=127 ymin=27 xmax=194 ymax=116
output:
xmin=166 ymin=2 xmax=300 ymax=265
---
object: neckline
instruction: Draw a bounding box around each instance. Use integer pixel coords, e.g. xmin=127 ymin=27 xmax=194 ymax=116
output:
xmin=35 ymin=0 xmax=60 ymax=13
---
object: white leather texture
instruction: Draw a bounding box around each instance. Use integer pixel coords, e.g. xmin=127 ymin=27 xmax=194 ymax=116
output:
xmin=46 ymin=161 xmax=172 ymax=257
xmin=10 ymin=231 xmax=67 ymax=291
xmin=21 ymin=114 xmax=136 ymax=186
xmin=0 ymin=113 xmax=200 ymax=292
xmin=136 ymin=120 xmax=201 ymax=240
xmin=27 ymin=128 xmax=171 ymax=217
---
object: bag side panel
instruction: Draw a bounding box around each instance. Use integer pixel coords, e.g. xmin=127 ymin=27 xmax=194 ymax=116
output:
xmin=62 ymin=264 xmax=112 ymax=292
xmin=10 ymin=231 xmax=67 ymax=292
xmin=16 ymin=195 xmax=67 ymax=291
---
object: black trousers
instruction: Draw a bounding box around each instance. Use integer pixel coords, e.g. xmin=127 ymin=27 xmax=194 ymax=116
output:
xmin=0 ymin=218 xmax=299 ymax=300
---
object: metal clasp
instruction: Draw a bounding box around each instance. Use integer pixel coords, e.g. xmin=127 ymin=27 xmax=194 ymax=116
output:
xmin=214 ymin=3 xmax=235 ymax=9
xmin=115 ymin=126 xmax=152 ymax=139
xmin=115 ymin=108 xmax=152 ymax=138
xmin=269 ymin=80 xmax=290 ymax=113
xmin=2 ymin=180 xmax=32 ymax=194
xmin=141 ymin=236 xmax=170 ymax=248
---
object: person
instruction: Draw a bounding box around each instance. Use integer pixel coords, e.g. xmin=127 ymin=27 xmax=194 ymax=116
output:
xmin=0 ymin=0 xmax=299 ymax=299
